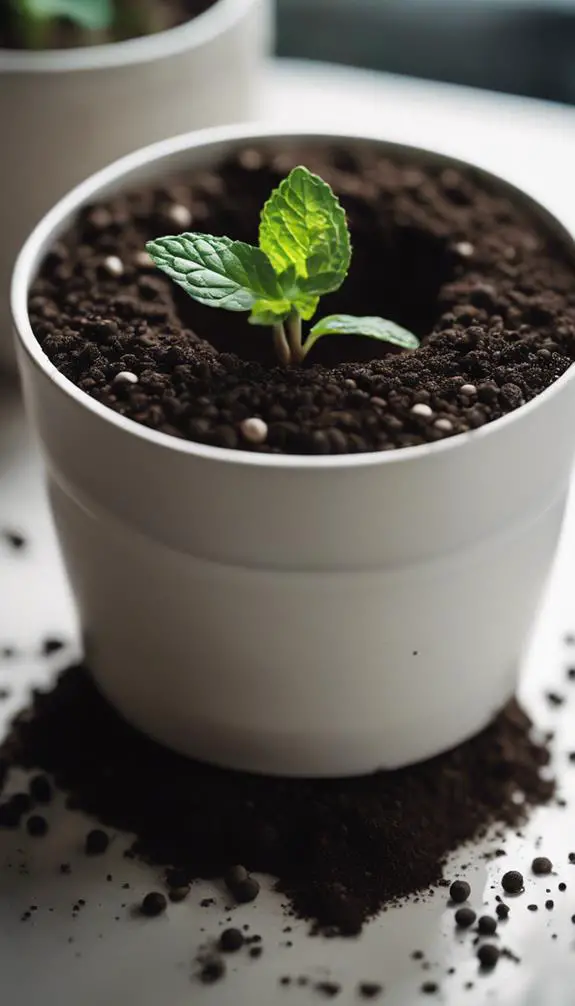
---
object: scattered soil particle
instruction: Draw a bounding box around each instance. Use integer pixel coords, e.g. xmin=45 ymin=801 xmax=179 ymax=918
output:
xmin=84 ymin=829 xmax=110 ymax=856
xmin=501 ymin=871 xmax=524 ymax=895
xmin=421 ymin=982 xmax=439 ymax=994
xmin=249 ymin=946 xmax=263 ymax=960
xmin=2 ymin=530 xmax=26 ymax=551
xmin=546 ymin=692 xmax=565 ymax=707
xmin=42 ymin=638 xmax=65 ymax=657
xmin=449 ymin=881 xmax=471 ymax=904
xmin=527 ymin=904 xmax=538 ymax=912
xmin=479 ymin=944 xmax=502 ymax=970
xmin=545 ymin=900 xmax=554 ymax=910
xmin=315 ymin=981 xmax=341 ymax=998
xmin=233 ymin=877 xmax=260 ymax=905
xmin=358 ymin=983 xmax=383 ymax=1000
xmin=496 ymin=903 xmax=510 ymax=920
xmin=454 ymin=908 xmax=476 ymax=929
xmin=219 ymin=928 xmax=244 ymax=953
xmin=140 ymin=892 xmax=167 ymax=917
xmin=0 ymin=667 xmax=554 ymax=935
xmin=532 ymin=856 xmax=553 ymax=875
xmin=26 ymin=815 xmax=48 ymax=837
xmin=29 ymin=144 xmax=575 ymax=457
xmin=477 ymin=916 xmax=497 ymax=936
xmin=559 ymin=882 xmax=567 ymax=892
xmin=168 ymin=885 xmax=190 ymax=903
xmin=199 ymin=957 xmax=226 ymax=984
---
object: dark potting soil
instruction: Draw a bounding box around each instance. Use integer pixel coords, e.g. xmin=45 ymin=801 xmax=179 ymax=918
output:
xmin=0 ymin=1 xmax=217 ymax=49
xmin=0 ymin=665 xmax=553 ymax=934
xmin=29 ymin=144 xmax=575 ymax=456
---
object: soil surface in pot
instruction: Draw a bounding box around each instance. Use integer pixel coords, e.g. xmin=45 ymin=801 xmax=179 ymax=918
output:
xmin=30 ymin=144 xmax=575 ymax=455
xmin=0 ymin=664 xmax=553 ymax=934
xmin=0 ymin=0 xmax=216 ymax=49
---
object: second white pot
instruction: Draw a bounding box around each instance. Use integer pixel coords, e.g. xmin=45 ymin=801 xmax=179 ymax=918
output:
xmin=12 ymin=126 xmax=575 ymax=777
xmin=0 ymin=0 xmax=272 ymax=370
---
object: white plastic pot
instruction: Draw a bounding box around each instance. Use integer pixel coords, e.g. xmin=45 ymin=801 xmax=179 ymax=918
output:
xmin=11 ymin=125 xmax=575 ymax=777
xmin=0 ymin=0 xmax=271 ymax=370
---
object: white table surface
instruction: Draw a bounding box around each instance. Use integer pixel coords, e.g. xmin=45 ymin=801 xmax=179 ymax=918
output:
xmin=2 ymin=60 xmax=575 ymax=1006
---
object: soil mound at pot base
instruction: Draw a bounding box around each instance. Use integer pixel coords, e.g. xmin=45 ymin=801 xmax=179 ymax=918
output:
xmin=1 ymin=666 xmax=553 ymax=933
xmin=30 ymin=144 xmax=575 ymax=455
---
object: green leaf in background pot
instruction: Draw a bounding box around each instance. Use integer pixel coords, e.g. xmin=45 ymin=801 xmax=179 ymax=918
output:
xmin=259 ymin=166 xmax=351 ymax=296
xmin=146 ymin=234 xmax=285 ymax=313
xmin=14 ymin=0 xmax=114 ymax=30
xmin=303 ymin=314 xmax=420 ymax=357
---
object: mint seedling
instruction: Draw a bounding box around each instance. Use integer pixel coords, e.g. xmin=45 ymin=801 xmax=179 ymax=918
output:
xmin=146 ymin=166 xmax=419 ymax=366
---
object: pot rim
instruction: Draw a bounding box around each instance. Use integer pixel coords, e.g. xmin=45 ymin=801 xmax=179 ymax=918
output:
xmin=12 ymin=121 xmax=575 ymax=472
xmin=0 ymin=0 xmax=252 ymax=73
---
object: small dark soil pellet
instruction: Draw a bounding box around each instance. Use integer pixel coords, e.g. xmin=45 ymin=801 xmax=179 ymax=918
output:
xmin=545 ymin=899 xmax=554 ymax=910
xmin=502 ymin=871 xmax=524 ymax=894
xmin=455 ymin=907 xmax=476 ymax=929
xmin=26 ymin=815 xmax=48 ymax=837
xmin=546 ymin=692 xmax=565 ymax=707
xmin=29 ymin=144 xmax=575 ymax=458
xmin=358 ymin=984 xmax=383 ymax=1000
xmin=3 ymin=530 xmax=26 ymax=551
xmin=141 ymin=892 xmax=167 ymax=917
xmin=0 ymin=667 xmax=554 ymax=935
xmin=477 ymin=944 xmax=500 ymax=969
xmin=532 ymin=856 xmax=553 ymax=875
xmin=527 ymin=904 xmax=538 ymax=912
xmin=29 ymin=775 xmax=53 ymax=804
xmin=199 ymin=957 xmax=225 ymax=984
xmin=477 ymin=915 xmax=497 ymax=936
xmin=168 ymin=885 xmax=190 ymax=903
xmin=224 ymin=865 xmax=248 ymax=889
xmin=249 ymin=946 xmax=263 ymax=959
xmin=450 ymin=880 xmax=471 ymax=903
xmin=421 ymin=982 xmax=439 ymax=995
xmin=219 ymin=928 xmax=244 ymax=953
xmin=559 ymin=882 xmax=567 ymax=892
xmin=496 ymin=903 xmax=510 ymax=920
xmin=234 ymin=877 xmax=260 ymax=904
xmin=280 ymin=977 xmax=291 ymax=986
xmin=1 ymin=647 xmax=15 ymax=659
xmin=42 ymin=638 xmax=65 ymax=657
xmin=84 ymin=829 xmax=110 ymax=855
xmin=316 ymin=982 xmax=341 ymax=998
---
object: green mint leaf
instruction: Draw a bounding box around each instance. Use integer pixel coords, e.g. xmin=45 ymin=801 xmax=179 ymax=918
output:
xmin=304 ymin=315 xmax=420 ymax=357
xmin=259 ymin=166 xmax=351 ymax=298
xmin=249 ymin=298 xmax=291 ymax=326
xmin=14 ymin=0 xmax=113 ymax=30
xmin=146 ymin=234 xmax=284 ymax=313
xmin=291 ymin=292 xmax=319 ymax=321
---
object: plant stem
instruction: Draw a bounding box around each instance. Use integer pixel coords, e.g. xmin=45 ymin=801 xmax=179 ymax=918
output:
xmin=273 ymin=323 xmax=291 ymax=366
xmin=286 ymin=311 xmax=304 ymax=364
